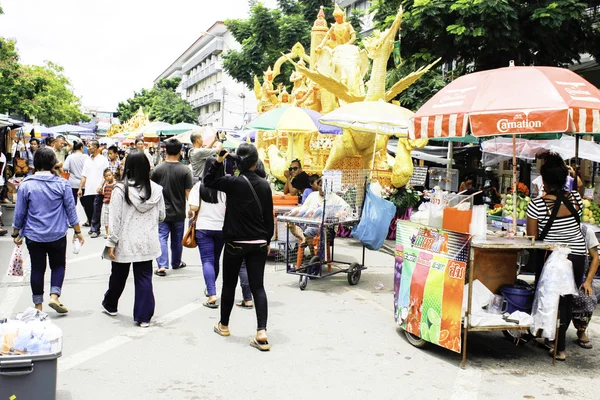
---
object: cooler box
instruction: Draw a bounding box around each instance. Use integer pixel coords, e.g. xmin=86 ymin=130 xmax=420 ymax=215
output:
xmin=0 ymin=345 xmax=61 ymax=400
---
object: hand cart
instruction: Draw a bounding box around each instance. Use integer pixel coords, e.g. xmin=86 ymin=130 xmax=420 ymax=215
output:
xmin=275 ymin=170 xmax=369 ymax=290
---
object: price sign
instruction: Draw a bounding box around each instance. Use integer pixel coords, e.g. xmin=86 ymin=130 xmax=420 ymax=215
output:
xmin=409 ymin=166 xmax=428 ymax=187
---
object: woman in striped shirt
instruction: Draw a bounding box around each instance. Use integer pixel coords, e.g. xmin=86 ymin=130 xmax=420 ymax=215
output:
xmin=526 ymin=153 xmax=585 ymax=361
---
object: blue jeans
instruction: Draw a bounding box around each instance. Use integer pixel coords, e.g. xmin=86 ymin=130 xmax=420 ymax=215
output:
xmin=26 ymin=236 xmax=67 ymax=305
xmin=157 ymin=221 xmax=185 ymax=269
xmin=239 ymin=262 xmax=252 ymax=301
xmin=196 ymin=230 xmax=224 ymax=296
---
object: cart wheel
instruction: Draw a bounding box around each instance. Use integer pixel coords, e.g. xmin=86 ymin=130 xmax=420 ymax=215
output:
xmin=309 ymin=256 xmax=322 ymax=278
xmin=404 ymin=330 xmax=428 ymax=348
xmin=347 ymin=262 xmax=362 ymax=285
xmin=299 ymin=275 xmax=308 ymax=291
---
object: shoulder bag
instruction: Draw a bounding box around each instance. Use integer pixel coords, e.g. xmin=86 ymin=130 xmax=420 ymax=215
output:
xmin=242 ymin=174 xmax=263 ymax=214
xmin=182 ymin=184 xmax=201 ymax=248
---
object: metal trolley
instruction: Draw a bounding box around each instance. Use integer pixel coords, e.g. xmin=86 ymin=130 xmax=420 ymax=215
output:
xmin=275 ymin=170 xmax=369 ymax=290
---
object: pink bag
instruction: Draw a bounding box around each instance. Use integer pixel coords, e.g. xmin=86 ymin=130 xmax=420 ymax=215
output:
xmin=7 ymin=245 xmax=24 ymax=277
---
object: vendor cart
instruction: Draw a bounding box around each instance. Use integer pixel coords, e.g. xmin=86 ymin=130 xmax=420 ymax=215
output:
xmin=275 ymin=170 xmax=369 ymax=290
xmin=394 ymin=220 xmax=553 ymax=368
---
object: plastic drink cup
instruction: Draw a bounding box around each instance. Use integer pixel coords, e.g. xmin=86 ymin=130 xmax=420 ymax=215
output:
xmin=73 ymin=239 xmax=81 ymax=254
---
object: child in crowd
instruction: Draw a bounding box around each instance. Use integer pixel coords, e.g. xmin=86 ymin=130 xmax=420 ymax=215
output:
xmin=100 ymin=168 xmax=116 ymax=239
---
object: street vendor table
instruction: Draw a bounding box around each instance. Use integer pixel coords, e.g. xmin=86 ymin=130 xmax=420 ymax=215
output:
xmin=394 ymin=220 xmax=553 ymax=369
xmin=462 ymin=237 xmax=552 ymax=368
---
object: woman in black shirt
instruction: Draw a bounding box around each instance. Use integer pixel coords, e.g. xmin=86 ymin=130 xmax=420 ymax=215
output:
xmin=204 ymin=143 xmax=274 ymax=351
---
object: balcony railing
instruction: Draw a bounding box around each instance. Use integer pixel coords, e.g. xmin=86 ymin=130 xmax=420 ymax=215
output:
xmin=189 ymin=92 xmax=222 ymax=109
xmin=181 ymin=63 xmax=222 ymax=90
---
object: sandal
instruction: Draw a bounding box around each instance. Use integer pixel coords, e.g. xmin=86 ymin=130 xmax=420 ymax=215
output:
xmin=214 ymin=322 xmax=230 ymax=337
xmin=154 ymin=269 xmax=167 ymax=277
xmin=236 ymin=300 xmax=253 ymax=309
xmin=203 ymin=300 xmax=218 ymax=309
xmin=250 ymin=337 xmax=271 ymax=351
xmin=48 ymin=300 xmax=68 ymax=314
xmin=576 ymin=339 xmax=593 ymax=349
xmin=173 ymin=262 xmax=187 ymax=270
xmin=548 ymin=349 xmax=566 ymax=361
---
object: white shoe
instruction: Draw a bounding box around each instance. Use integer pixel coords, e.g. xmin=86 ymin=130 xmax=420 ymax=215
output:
xmin=137 ymin=321 xmax=150 ymax=328
xmin=101 ymin=304 xmax=117 ymax=316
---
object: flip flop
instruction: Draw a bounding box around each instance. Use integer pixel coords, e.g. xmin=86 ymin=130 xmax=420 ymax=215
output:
xmin=548 ymin=349 xmax=566 ymax=361
xmin=173 ymin=262 xmax=187 ymax=270
xmin=214 ymin=322 xmax=230 ymax=337
xmin=250 ymin=337 xmax=271 ymax=351
xmin=48 ymin=301 xmax=68 ymax=314
xmin=236 ymin=300 xmax=253 ymax=309
xmin=576 ymin=339 xmax=593 ymax=349
xmin=154 ymin=269 xmax=167 ymax=277
xmin=203 ymin=300 xmax=218 ymax=309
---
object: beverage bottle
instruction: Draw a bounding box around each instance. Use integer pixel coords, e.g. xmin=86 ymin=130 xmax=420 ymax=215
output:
xmin=73 ymin=238 xmax=81 ymax=254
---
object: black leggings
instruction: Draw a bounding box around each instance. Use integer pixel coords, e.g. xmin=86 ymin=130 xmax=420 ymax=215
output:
xmin=535 ymin=252 xmax=585 ymax=352
xmin=220 ymin=242 xmax=269 ymax=331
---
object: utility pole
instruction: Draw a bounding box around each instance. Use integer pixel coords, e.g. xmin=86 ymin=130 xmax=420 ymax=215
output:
xmin=239 ymin=93 xmax=246 ymax=124
xmin=220 ymin=87 xmax=226 ymax=129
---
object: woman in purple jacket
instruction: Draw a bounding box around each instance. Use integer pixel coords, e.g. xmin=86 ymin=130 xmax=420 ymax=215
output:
xmin=12 ymin=148 xmax=85 ymax=314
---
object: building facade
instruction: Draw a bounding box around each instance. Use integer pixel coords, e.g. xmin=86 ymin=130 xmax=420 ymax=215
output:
xmin=338 ymin=0 xmax=375 ymax=35
xmin=154 ymin=22 xmax=257 ymax=129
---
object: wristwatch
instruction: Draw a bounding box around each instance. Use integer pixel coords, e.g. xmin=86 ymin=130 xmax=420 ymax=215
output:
xmin=11 ymin=233 xmax=19 ymax=238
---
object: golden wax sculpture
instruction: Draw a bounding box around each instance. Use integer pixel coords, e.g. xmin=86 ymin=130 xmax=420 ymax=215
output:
xmin=253 ymin=6 xmax=440 ymax=187
xmin=107 ymin=107 xmax=150 ymax=138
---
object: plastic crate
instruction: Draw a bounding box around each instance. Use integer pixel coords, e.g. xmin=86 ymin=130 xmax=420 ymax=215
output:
xmin=0 ymin=348 xmax=61 ymax=400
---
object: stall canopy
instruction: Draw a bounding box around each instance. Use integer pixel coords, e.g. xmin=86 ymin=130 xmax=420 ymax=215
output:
xmin=161 ymin=122 xmax=202 ymax=135
xmin=50 ymin=124 xmax=94 ymax=135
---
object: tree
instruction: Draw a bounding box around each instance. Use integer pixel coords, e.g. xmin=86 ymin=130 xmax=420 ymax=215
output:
xmin=370 ymin=0 xmax=600 ymax=110
xmin=116 ymin=77 xmax=198 ymax=124
xmin=0 ymin=38 xmax=22 ymax=115
xmin=14 ymin=62 xmax=90 ymax=126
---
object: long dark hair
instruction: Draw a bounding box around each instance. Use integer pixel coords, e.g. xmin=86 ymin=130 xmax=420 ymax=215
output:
xmin=122 ymin=151 xmax=152 ymax=205
xmin=230 ymin=143 xmax=258 ymax=173
xmin=200 ymin=158 xmax=224 ymax=204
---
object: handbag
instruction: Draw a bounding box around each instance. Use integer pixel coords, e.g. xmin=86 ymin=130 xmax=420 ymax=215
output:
xmin=7 ymin=245 xmax=24 ymax=277
xmin=182 ymin=184 xmax=201 ymax=248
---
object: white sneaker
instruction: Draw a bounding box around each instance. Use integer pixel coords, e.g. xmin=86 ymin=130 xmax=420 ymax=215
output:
xmin=138 ymin=322 xmax=150 ymax=328
xmin=101 ymin=304 xmax=117 ymax=316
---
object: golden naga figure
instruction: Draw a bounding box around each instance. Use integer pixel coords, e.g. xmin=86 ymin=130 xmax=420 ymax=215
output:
xmin=287 ymin=7 xmax=440 ymax=187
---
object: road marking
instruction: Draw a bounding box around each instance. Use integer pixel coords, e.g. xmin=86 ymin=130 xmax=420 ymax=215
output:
xmin=0 ymin=252 xmax=102 ymax=318
xmin=59 ymin=301 xmax=203 ymax=372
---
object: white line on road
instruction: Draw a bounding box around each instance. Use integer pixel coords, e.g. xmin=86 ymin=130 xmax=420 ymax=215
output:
xmin=0 ymin=252 xmax=102 ymax=318
xmin=58 ymin=301 xmax=203 ymax=373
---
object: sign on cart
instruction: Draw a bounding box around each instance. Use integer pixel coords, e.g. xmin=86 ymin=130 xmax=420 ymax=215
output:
xmin=394 ymin=220 xmax=471 ymax=353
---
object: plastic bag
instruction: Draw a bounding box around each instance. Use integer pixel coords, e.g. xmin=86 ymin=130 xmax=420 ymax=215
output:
xmin=351 ymin=184 xmax=396 ymax=250
xmin=531 ymin=247 xmax=578 ymax=340
xmin=7 ymin=245 xmax=24 ymax=277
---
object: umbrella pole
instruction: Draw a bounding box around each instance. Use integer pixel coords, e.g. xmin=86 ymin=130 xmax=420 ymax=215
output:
xmin=370 ymin=130 xmax=378 ymax=180
xmin=447 ymin=142 xmax=454 ymax=188
xmin=512 ymin=134 xmax=517 ymax=235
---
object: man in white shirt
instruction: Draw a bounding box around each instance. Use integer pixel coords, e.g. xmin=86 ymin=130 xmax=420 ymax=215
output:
xmin=78 ymin=140 xmax=109 ymax=238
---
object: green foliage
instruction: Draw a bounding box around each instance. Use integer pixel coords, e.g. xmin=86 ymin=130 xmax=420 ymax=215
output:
xmin=0 ymin=44 xmax=89 ymax=125
xmin=370 ymin=0 xmax=600 ymax=110
xmin=116 ymin=78 xmax=197 ymax=124
xmin=389 ymin=185 xmax=420 ymax=212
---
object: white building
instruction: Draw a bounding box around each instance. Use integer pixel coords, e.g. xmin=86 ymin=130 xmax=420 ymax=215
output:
xmin=339 ymin=0 xmax=375 ymax=35
xmin=154 ymin=22 xmax=257 ymax=129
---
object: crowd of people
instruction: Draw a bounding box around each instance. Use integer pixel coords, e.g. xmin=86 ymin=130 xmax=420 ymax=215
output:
xmin=8 ymin=133 xmax=275 ymax=351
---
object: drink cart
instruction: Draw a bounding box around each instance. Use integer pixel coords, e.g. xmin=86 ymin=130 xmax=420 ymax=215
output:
xmin=275 ymin=170 xmax=369 ymax=290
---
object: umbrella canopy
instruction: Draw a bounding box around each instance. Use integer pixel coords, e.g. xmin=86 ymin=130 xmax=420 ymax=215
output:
xmin=410 ymin=65 xmax=600 ymax=140
xmin=174 ymin=127 xmax=217 ymax=145
xmin=136 ymin=121 xmax=174 ymax=138
xmin=245 ymin=107 xmax=342 ymax=134
xmin=22 ymin=124 xmax=54 ymax=137
xmin=161 ymin=122 xmax=202 ymax=135
xmin=50 ymin=124 xmax=93 ymax=134
xmin=320 ymin=101 xmax=413 ymax=136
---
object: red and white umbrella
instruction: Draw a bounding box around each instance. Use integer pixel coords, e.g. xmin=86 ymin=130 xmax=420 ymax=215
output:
xmin=410 ymin=64 xmax=600 ymax=233
xmin=410 ymin=65 xmax=600 ymax=140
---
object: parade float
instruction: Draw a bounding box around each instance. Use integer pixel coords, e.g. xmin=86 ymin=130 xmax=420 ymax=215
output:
xmin=251 ymin=5 xmax=439 ymax=188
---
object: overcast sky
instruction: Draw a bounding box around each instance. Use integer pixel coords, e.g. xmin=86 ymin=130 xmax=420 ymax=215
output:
xmin=0 ymin=0 xmax=277 ymax=111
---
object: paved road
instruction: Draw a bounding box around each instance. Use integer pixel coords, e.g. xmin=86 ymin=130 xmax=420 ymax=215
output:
xmin=0 ymin=209 xmax=598 ymax=399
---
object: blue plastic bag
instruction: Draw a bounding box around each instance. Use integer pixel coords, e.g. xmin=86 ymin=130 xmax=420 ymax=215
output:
xmin=352 ymin=185 xmax=396 ymax=250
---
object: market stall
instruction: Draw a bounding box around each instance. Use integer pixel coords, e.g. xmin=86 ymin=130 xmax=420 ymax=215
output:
xmin=394 ymin=220 xmax=553 ymax=368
